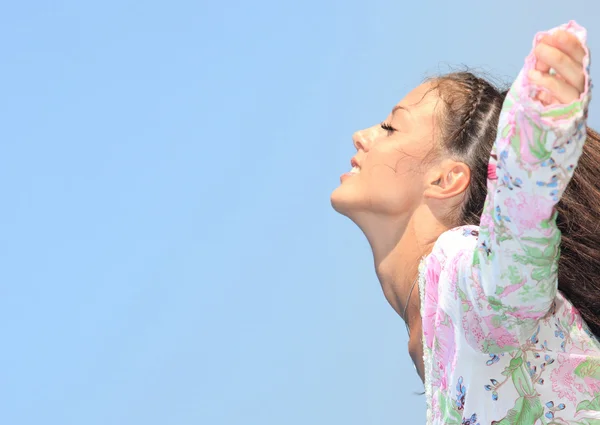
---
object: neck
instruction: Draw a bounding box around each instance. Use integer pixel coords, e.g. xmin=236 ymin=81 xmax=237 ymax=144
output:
xmin=355 ymin=205 xmax=446 ymax=334
xmin=350 ymin=205 xmax=449 ymax=382
xmin=369 ymin=213 xmax=435 ymax=383
xmin=371 ymin=218 xmax=429 ymax=327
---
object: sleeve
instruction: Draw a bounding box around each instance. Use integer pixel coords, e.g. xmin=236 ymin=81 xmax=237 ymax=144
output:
xmin=463 ymin=21 xmax=592 ymax=353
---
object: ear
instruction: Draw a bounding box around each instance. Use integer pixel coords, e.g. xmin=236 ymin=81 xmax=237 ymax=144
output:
xmin=423 ymin=160 xmax=470 ymax=200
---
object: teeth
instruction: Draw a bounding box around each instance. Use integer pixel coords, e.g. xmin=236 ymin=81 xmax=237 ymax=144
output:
xmin=351 ymin=166 xmax=360 ymax=174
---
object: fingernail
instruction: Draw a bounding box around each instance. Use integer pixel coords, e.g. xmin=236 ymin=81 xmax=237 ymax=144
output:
xmin=529 ymin=69 xmax=542 ymax=80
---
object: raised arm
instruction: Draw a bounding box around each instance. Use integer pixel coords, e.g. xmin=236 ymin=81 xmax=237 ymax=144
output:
xmin=467 ymin=21 xmax=591 ymax=352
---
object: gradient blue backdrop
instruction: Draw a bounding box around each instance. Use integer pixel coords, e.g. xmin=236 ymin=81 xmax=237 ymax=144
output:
xmin=2 ymin=1 xmax=599 ymax=424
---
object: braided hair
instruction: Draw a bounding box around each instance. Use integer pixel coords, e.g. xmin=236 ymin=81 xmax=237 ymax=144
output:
xmin=455 ymin=76 xmax=486 ymax=144
xmin=430 ymin=73 xmax=507 ymax=224
xmin=429 ymin=71 xmax=600 ymax=339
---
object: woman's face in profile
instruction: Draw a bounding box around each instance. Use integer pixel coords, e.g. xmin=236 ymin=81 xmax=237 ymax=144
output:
xmin=331 ymin=83 xmax=439 ymax=221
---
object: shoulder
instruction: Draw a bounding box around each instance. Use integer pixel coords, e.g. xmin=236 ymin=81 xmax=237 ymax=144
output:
xmin=423 ymin=226 xmax=478 ymax=295
xmin=421 ymin=226 xmax=480 ymax=342
xmin=429 ymin=225 xmax=479 ymax=267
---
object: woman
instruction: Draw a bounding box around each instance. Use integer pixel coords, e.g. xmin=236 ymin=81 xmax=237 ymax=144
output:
xmin=331 ymin=21 xmax=600 ymax=424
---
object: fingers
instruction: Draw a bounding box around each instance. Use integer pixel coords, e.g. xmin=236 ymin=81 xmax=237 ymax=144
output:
xmin=553 ymin=30 xmax=586 ymax=63
xmin=534 ymin=42 xmax=585 ymax=92
xmin=531 ymin=29 xmax=587 ymax=105
xmin=536 ymin=90 xmax=553 ymax=106
xmin=528 ymin=69 xmax=580 ymax=104
xmin=535 ymin=35 xmax=553 ymax=74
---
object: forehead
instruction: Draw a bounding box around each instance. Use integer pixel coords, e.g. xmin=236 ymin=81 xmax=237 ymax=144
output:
xmin=394 ymin=82 xmax=438 ymax=116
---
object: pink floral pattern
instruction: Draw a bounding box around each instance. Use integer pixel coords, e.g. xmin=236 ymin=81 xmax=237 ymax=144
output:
xmin=423 ymin=254 xmax=442 ymax=350
xmin=419 ymin=22 xmax=600 ymax=425
xmin=551 ymin=354 xmax=586 ymax=403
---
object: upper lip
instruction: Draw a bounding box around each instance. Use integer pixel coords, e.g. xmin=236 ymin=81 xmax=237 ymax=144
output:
xmin=351 ymin=157 xmax=360 ymax=168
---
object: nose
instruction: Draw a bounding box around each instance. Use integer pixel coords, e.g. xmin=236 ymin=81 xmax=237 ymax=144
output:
xmin=352 ymin=130 xmax=370 ymax=152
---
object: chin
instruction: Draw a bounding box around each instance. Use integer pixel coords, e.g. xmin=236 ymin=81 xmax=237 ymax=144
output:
xmin=330 ymin=185 xmax=358 ymax=217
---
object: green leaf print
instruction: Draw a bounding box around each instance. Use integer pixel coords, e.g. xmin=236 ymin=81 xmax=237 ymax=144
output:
xmin=506 ymin=265 xmax=523 ymax=285
xmin=521 ymin=229 xmax=561 ymax=247
xmin=488 ymin=296 xmax=504 ymax=312
xmin=438 ymin=393 xmax=462 ymax=425
xmin=575 ymin=359 xmax=600 ymax=380
xmin=473 ymin=249 xmax=481 ymax=266
xmin=526 ymin=122 xmax=552 ymax=162
xmin=530 ymin=266 xmax=553 ymax=284
xmin=514 ymin=233 xmax=560 ymax=274
xmin=576 ymin=395 xmax=600 ymax=425
xmin=500 ymin=356 xmax=535 ymax=397
xmin=512 ymin=362 xmax=536 ymax=397
xmin=513 ymin=247 xmax=552 ymax=268
xmin=497 ymin=233 xmax=512 ymax=244
xmin=496 ymin=266 xmax=526 ymax=297
xmin=492 ymin=395 xmax=543 ymax=425
xmin=541 ymin=100 xmax=581 ymax=118
xmin=484 ymin=339 xmax=518 ymax=354
xmin=502 ymin=356 xmax=523 ymax=376
xmin=491 ymin=315 xmax=503 ymax=328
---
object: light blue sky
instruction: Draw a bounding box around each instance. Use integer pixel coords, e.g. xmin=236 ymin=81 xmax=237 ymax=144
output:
xmin=1 ymin=1 xmax=599 ymax=424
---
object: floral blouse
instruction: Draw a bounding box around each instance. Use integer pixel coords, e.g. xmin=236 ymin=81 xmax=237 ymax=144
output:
xmin=418 ymin=21 xmax=600 ymax=424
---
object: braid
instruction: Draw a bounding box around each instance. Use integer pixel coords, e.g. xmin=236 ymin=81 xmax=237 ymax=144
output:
xmin=429 ymin=72 xmax=507 ymax=225
xmin=430 ymin=72 xmax=506 ymax=155
xmin=456 ymin=77 xmax=486 ymax=142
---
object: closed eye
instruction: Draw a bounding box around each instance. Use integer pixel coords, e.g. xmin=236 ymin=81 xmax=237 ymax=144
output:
xmin=380 ymin=122 xmax=397 ymax=134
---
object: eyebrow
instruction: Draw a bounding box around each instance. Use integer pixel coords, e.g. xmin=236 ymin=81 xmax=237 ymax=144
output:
xmin=392 ymin=105 xmax=409 ymax=114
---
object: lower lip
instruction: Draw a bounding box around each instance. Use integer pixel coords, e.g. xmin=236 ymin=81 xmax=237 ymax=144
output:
xmin=340 ymin=172 xmax=357 ymax=183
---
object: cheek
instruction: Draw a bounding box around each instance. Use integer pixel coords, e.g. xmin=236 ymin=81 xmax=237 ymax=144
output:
xmin=364 ymin=149 xmax=423 ymax=191
xmin=361 ymin=162 xmax=423 ymax=212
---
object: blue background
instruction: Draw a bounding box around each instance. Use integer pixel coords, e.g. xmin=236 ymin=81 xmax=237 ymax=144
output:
xmin=2 ymin=1 xmax=599 ymax=424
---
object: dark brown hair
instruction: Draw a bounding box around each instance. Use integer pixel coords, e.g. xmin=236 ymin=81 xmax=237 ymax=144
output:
xmin=431 ymin=72 xmax=600 ymax=338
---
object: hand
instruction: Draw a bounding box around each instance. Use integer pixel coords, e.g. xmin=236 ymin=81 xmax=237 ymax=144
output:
xmin=528 ymin=30 xmax=587 ymax=106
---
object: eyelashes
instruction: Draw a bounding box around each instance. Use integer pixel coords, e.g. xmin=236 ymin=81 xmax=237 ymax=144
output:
xmin=380 ymin=122 xmax=397 ymax=134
